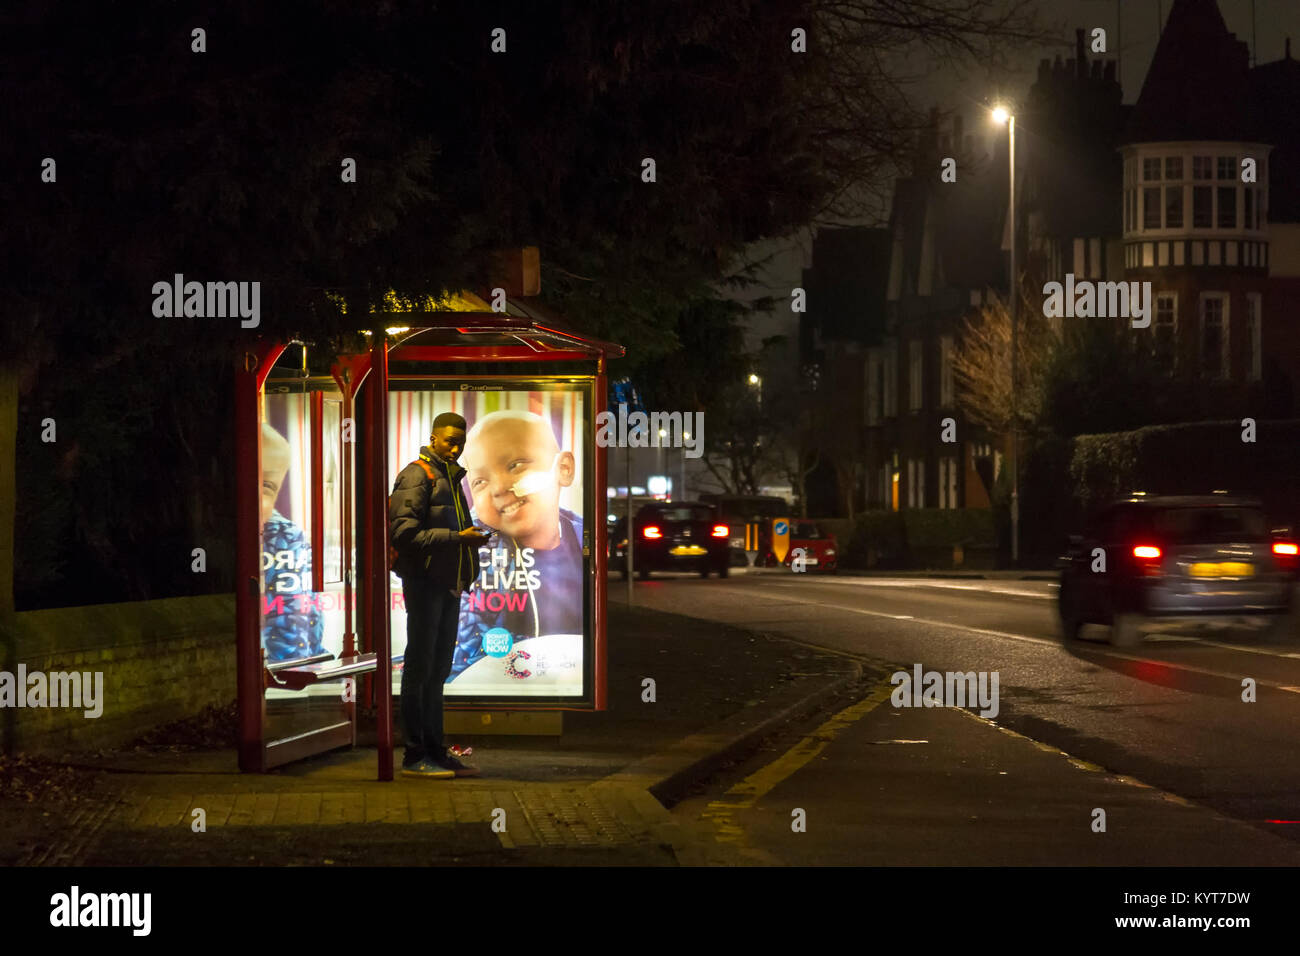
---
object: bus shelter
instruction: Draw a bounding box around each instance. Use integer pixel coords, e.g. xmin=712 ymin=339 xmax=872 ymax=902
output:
xmin=234 ymin=310 xmax=623 ymax=779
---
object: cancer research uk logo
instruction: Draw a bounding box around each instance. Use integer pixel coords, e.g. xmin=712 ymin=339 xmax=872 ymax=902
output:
xmin=891 ymin=665 xmax=999 ymax=720
xmin=595 ymin=407 xmax=704 ymax=459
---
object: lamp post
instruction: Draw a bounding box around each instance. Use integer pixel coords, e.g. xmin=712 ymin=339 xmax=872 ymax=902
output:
xmin=681 ymin=430 xmax=690 ymax=501
xmin=992 ymin=104 xmax=1019 ymax=565
xmin=657 ymin=427 xmax=666 ymax=496
xmin=747 ymin=373 xmax=763 ymax=495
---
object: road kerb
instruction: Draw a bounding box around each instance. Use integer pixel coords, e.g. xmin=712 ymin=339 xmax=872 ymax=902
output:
xmin=591 ymin=656 xmax=871 ymax=808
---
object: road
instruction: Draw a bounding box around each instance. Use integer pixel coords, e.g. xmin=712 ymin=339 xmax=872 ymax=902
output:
xmin=618 ymin=571 xmax=1300 ymax=865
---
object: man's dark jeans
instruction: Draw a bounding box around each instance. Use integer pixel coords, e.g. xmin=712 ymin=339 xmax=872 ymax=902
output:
xmin=400 ymin=576 xmax=461 ymax=768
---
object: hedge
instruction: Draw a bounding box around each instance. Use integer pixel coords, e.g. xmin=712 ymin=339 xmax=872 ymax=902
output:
xmin=841 ymin=420 xmax=1300 ymax=570
xmin=844 ymin=509 xmax=994 ymax=569
xmin=1069 ymin=419 xmax=1300 ymax=527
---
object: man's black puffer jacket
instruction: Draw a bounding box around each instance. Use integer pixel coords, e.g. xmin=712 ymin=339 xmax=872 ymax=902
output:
xmin=387 ymin=446 xmax=477 ymax=591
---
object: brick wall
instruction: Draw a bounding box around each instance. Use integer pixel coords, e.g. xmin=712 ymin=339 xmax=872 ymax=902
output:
xmin=1 ymin=594 xmax=235 ymax=755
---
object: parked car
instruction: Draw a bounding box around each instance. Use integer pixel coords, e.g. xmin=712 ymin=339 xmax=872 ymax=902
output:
xmin=764 ymin=520 xmax=838 ymax=572
xmin=1057 ymin=494 xmax=1298 ymax=646
xmin=610 ymin=502 xmax=731 ymax=579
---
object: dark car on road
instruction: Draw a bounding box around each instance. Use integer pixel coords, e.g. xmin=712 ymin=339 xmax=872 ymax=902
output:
xmin=1057 ymin=494 xmax=1298 ymax=646
xmin=610 ymin=502 xmax=730 ymax=579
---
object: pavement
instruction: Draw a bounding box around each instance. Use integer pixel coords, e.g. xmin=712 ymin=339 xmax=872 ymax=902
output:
xmin=0 ymin=599 xmax=871 ymax=866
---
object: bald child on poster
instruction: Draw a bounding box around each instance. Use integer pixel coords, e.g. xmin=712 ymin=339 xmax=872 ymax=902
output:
xmin=452 ymin=410 xmax=585 ymax=678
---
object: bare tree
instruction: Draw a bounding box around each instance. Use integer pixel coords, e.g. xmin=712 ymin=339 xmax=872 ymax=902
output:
xmin=805 ymin=0 xmax=1053 ymax=224
xmin=952 ymin=270 xmax=1057 ymax=435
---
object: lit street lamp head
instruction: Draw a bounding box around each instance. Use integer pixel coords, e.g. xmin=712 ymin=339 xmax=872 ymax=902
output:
xmin=991 ymin=105 xmax=1010 ymax=125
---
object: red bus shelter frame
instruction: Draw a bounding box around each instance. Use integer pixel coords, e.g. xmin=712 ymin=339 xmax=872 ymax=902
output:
xmin=235 ymin=314 xmax=623 ymax=779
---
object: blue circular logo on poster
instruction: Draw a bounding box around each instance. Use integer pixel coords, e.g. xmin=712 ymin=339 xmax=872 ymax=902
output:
xmin=774 ymin=520 xmax=788 ymax=535
xmin=483 ymin=627 xmax=513 ymax=658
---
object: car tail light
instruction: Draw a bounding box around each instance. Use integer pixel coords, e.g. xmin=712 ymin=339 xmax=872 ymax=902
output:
xmin=711 ymin=524 xmax=729 ymax=538
xmin=643 ymin=526 xmax=662 ymax=539
xmin=1274 ymin=541 xmax=1299 ymax=574
xmin=1132 ymin=544 xmax=1163 ymax=576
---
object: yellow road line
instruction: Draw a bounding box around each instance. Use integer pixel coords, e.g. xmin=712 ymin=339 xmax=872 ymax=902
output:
xmin=1066 ymin=757 xmax=1106 ymax=772
xmin=700 ymin=679 xmax=895 ymax=846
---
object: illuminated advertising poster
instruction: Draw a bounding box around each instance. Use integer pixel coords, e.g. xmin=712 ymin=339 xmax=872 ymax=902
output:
xmin=389 ymin=381 xmax=591 ymax=701
xmin=262 ymin=388 xmax=351 ymax=700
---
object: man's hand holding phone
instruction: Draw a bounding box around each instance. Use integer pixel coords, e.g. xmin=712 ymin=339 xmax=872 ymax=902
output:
xmin=459 ymin=526 xmax=494 ymax=544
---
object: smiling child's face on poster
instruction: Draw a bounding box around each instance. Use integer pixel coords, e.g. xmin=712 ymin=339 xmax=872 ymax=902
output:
xmin=462 ymin=413 xmax=576 ymax=548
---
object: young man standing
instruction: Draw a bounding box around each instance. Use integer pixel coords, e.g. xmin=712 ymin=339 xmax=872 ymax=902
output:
xmin=388 ymin=412 xmax=490 ymax=778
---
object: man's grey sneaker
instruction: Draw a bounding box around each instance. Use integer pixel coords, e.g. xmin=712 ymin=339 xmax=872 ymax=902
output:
xmin=433 ymin=753 xmax=481 ymax=777
xmin=401 ymin=758 xmax=455 ymax=779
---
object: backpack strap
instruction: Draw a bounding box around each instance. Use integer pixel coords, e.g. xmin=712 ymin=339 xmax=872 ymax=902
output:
xmin=388 ymin=457 xmax=441 ymax=569
xmin=389 ymin=457 xmax=437 ymax=494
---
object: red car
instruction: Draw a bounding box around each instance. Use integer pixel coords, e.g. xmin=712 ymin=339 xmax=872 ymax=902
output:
xmin=765 ymin=520 xmax=838 ymax=572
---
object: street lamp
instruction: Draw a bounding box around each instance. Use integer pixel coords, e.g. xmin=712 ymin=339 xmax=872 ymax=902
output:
xmin=992 ymin=102 xmax=1019 ymax=565
xmin=657 ymin=427 xmax=667 ymax=496
xmin=681 ymin=430 xmax=690 ymax=501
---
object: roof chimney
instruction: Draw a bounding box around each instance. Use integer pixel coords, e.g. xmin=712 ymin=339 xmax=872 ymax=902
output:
xmin=1288 ymin=37 xmax=1293 ymax=60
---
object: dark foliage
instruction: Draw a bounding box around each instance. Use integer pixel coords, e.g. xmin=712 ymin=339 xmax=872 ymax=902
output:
xmin=1 ymin=0 xmax=1047 ymax=603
